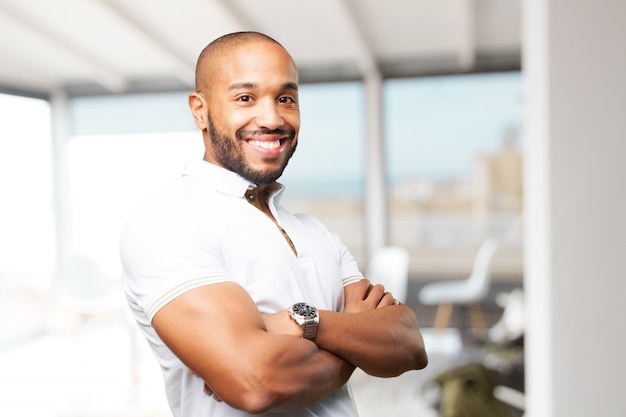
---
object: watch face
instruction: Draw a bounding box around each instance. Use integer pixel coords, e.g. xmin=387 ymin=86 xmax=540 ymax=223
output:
xmin=293 ymin=302 xmax=317 ymax=317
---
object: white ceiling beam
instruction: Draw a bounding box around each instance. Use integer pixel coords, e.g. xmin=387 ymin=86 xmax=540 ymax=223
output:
xmin=458 ymin=0 xmax=477 ymax=69
xmin=96 ymin=0 xmax=196 ymax=87
xmin=0 ymin=2 xmax=127 ymax=93
xmin=334 ymin=0 xmax=380 ymax=78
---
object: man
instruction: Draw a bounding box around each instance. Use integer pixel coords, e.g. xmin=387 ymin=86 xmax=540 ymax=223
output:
xmin=120 ymin=31 xmax=427 ymax=417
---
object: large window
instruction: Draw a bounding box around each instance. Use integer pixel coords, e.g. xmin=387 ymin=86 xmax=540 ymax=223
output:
xmin=385 ymin=72 xmax=524 ymax=280
xmin=0 ymin=94 xmax=54 ymax=289
xmin=0 ymin=93 xmax=54 ymax=348
xmin=280 ymin=82 xmax=365 ymax=198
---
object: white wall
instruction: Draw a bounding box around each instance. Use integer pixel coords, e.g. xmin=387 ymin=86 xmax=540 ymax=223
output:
xmin=524 ymin=1 xmax=626 ymax=416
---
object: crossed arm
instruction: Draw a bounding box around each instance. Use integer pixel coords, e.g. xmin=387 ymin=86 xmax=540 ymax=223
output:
xmin=152 ymin=279 xmax=427 ymax=414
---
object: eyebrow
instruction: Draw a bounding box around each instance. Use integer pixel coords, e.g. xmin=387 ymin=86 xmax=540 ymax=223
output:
xmin=228 ymin=82 xmax=298 ymax=92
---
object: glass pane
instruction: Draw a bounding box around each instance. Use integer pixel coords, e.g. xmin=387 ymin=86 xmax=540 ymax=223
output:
xmin=0 ymin=94 xmax=54 ymax=288
xmin=384 ymin=72 xmax=524 ymax=281
xmin=280 ymin=82 xmax=365 ymax=197
xmin=0 ymin=93 xmax=54 ymax=349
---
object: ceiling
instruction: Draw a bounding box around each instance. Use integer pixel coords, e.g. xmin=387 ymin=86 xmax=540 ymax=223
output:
xmin=0 ymin=0 xmax=522 ymax=98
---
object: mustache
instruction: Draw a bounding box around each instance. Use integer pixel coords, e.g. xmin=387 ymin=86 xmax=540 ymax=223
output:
xmin=236 ymin=126 xmax=296 ymax=139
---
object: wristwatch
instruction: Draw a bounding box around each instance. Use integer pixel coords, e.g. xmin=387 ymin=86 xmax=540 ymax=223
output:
xmin=288 ymin=302 xmax=319 ymax=340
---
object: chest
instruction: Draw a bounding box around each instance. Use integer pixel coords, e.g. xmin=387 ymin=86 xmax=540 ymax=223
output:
xmin=206 ymin=201 xmax=345 ymax=313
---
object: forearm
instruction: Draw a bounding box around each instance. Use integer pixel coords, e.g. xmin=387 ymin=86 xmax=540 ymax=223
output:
xmin=154 ymin=283 xmax=355 ymax=414
xmin=244 ymin=313 xmax=356 ymax=412
xmin=188 ymin=334 xmax=354 ymax=413
xmin=315 ymin=305 xmax=428 ymax=377
xmin=252 ymin=336 xmax=355 ymax=413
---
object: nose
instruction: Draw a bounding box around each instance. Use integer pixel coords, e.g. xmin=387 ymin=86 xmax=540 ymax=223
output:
xmin=255 ymin=99 xmax=284 ymax=130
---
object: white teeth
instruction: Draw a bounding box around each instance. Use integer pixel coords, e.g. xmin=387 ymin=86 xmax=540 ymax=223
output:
xmin=249 ymin=139 xmax=281 ymax=150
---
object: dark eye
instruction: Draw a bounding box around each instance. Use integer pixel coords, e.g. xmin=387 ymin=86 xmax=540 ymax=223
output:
xmin=238 ymin=95 xmax=252 ymax=103
xmin=278 ymin=96 xmax=296 ymax=104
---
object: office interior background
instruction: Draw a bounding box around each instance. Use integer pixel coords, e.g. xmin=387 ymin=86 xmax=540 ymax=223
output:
xmin=0 ymin=1 xmax=624 ymax=416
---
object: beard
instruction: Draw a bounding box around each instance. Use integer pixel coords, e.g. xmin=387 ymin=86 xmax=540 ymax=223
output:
xmin=207 ymin=112 xmax=297 ymax=185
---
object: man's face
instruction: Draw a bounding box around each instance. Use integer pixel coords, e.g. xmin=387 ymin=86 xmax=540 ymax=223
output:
xmin=197 ymin=41 xmax=300 ymax=185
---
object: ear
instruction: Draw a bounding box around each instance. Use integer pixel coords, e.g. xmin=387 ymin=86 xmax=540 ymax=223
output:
xmin=188 ymin=92 xmax=208 ymax=130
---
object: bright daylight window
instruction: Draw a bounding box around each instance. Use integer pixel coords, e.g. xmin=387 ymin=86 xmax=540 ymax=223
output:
xmin=0 ymin=93 xmax=54 ymax=347
xmin=67 ymin=92 xmax=202 ymax=279
xmin=385 ymin=72 xmax=524 ymax=281
xmin=0 ymin=94 xmax=55 ymax=286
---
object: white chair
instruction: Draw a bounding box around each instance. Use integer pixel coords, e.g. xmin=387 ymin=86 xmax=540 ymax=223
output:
xmin=367 ymin=246 xmax=410 ymax=304
xmin=418 ymin=239 xmax=499 ymax=336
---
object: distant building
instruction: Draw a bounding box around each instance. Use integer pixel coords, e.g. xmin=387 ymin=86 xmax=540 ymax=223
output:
xmin=472 ymin=128 xmax=523 ymax=213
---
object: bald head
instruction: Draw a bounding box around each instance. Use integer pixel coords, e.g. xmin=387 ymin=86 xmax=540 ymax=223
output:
xmin=195 ymin=31 xmax=295 ymax=93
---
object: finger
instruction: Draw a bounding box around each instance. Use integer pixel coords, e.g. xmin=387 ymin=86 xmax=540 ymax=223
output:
xmin=377 ymin=291 xmax=396 ymax=308
xmin=365 ymin=283 xmax=386 ymax=301
xmin=204 ymin=383 xmax=223 ymax=402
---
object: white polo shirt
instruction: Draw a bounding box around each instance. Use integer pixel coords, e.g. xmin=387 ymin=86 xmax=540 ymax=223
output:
xmin=120 ymin=159 xmax=364 ymax=417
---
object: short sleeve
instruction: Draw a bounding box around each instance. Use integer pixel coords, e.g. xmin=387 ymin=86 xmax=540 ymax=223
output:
xmin=120 ymin=197 xmax=231 ymax=322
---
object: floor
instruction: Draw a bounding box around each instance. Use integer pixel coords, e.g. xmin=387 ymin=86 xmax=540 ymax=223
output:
xmin=0 ymin=281 xmax=524 ymax=417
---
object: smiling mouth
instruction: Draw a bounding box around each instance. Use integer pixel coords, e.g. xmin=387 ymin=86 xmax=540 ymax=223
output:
xmin=247 ymin=139 xmax=283 ymax=150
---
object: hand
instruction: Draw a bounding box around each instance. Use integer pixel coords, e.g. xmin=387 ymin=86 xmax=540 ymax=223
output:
xmin=188 ymin=369 xmax=223 ymax=402
xmin=344 ymin=279 xmax=396 ymax=314
xmin=203 ymin=382 xmax=223 ymax=402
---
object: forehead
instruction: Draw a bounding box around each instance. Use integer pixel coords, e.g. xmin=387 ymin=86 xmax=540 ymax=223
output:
xmin=212 ymin=41 xmax=299 ymax=90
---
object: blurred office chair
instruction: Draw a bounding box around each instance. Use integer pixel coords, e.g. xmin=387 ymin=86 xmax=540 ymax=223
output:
xmin=367 ymin=246 xmax=410 ymax=304
xmin=418 ymin=239 xmax=499 ymax=336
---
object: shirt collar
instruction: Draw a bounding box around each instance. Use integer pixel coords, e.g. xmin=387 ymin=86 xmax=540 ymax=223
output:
xmin=182 ymin=159 xmax=286 ymax=202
